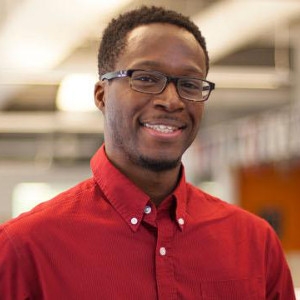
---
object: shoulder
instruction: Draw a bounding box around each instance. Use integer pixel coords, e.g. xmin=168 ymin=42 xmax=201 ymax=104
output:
xmin=0 ymin=177 xmax=98 ymax=238
xmin=186 ymin=184 xmax=286 ymax=260
xmin=186 ymin=183 xmax=272 ymax=233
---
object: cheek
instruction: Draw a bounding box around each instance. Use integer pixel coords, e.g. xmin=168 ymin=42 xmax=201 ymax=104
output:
xmin=190 ymin=104 xmax=204 ymax=127
xmin=105 ymin=102 xmax=124 ymax=130
xmin=108 ymin=89 xmax=146 ymax=122
xmin=105 ymin=96 xmax=133 ymax=133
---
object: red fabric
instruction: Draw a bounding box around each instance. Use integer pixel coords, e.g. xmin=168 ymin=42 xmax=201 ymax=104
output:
xmin=0 ymin=145 xmax=296 ymax=299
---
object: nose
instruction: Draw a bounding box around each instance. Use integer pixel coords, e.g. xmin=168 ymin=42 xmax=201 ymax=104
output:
xmin=152 ymin=82 xmax=184 ymax=112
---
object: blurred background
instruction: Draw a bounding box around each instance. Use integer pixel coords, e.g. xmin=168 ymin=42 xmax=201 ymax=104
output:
xmin=0 ymin=0 xmax=299 ymax=293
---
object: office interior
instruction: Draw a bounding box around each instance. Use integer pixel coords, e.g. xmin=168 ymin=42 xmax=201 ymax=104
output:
xmin=0 ymin=0 xmax=299 ymax=295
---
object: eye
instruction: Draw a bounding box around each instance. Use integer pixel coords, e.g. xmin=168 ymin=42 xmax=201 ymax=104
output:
xmin=134 ymin=75 xmax=159 ymax=83
xmin=180 ymin=79 xmax=202 ymax=90
xmin=132 ymin=71 xmax=162 ymax=84
xmin=135 ymin=75 xmax=156 ymax=82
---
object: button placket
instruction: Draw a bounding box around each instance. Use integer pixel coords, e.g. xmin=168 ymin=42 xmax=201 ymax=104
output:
xmin=155 ymin=211 xmax=176 ymax=299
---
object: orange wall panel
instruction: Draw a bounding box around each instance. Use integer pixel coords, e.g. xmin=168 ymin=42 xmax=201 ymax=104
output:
xmin=237 ymin=161 xmax=300 ymax=251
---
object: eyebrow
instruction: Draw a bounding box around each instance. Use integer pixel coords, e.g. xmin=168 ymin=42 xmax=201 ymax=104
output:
xmin=130 ymin=60 xmax=205 ymax=77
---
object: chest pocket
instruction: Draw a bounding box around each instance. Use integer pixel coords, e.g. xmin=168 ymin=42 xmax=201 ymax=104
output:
xmin=200 ymin=277 xmax=264 ymax=300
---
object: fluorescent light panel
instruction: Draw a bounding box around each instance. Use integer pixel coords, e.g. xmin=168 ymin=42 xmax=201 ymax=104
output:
xmin=0 ymin=0 xmax=133 ymax=70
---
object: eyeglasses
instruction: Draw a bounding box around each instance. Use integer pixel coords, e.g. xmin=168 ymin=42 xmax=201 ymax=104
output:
xmin=100 ymin=69 xmax=215 ymax=102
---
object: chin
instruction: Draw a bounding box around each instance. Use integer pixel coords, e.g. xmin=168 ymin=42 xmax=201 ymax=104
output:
xmin=136 ymin=154 xmax=181 ymax=172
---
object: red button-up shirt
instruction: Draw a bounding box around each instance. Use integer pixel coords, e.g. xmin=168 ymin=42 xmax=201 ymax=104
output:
xmin=0 ymin=145 xmax=296 ymax=299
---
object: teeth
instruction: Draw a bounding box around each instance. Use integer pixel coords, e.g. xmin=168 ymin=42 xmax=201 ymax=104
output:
xmin=144 ymin=123 xmax=177 ymax=133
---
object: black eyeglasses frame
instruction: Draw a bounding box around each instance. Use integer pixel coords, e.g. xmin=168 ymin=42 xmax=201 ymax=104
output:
xmin=100 ymin=69 xmax=215 ymax=102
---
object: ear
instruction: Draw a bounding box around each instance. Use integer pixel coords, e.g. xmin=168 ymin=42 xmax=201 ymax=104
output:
xmin=94 ymin=81 xmax=106 ymax=112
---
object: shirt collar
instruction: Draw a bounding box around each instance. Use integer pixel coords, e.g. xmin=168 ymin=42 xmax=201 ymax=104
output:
xmin=91 ymin=145 xmax=188 ymax=232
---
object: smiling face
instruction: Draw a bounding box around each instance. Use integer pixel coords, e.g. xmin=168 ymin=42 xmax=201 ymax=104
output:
xmin=95 ymin=23 xmax=207 ymax=173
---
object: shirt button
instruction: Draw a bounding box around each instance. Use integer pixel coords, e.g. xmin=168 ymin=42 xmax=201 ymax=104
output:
xmin=178 ymin=218 xmax=185 ymax=225
xmin=130 ymin=217 xmax=138 ymax=225
xmin=144 ymin=206 xmax=152 ymax=214
xmin=159 ymin=247 xmax=167 ymax=256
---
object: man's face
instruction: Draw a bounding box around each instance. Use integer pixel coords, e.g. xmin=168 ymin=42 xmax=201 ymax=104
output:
xmin=95 ymin=23 xmax=207 ymax=172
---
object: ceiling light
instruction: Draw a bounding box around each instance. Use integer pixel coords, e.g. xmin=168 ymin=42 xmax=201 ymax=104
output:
xmin=56 ymin=73 xmax=97 ymax=112
xmin=0 ymin=0 xmax=133 ymax=71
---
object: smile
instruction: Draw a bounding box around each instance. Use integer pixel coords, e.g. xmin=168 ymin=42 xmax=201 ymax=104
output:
xmin=143 ymin=123 xmax=179 ymax=133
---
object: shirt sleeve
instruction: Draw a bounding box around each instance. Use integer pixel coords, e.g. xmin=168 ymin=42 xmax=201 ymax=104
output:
xmin=0 ymin=226 xmax=31 ymax=300
xmin=265 ymin=225 xmax=296 ymax=300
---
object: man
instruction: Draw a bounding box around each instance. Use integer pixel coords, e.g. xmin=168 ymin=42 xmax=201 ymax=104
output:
xmin=0 ymin=6 xmax=296 ymax=299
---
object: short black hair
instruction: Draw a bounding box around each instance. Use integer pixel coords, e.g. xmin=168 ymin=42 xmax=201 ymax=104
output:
xmin=97 ymin=6 xmax=209 ymax=78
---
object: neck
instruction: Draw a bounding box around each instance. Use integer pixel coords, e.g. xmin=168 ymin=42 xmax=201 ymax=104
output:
xmin=109 ymin=156 xmax=181 ymax=206
xmin=131 ymin=166 xmax=181 ymax=206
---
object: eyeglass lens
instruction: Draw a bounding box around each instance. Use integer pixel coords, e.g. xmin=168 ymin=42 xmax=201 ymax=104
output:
xmin=130 ymin=70 xmax=210 ymax=101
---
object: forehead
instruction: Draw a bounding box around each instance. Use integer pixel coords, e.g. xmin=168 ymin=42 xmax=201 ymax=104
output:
xmin=115 ymin=23 xmax=206 ymax=76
